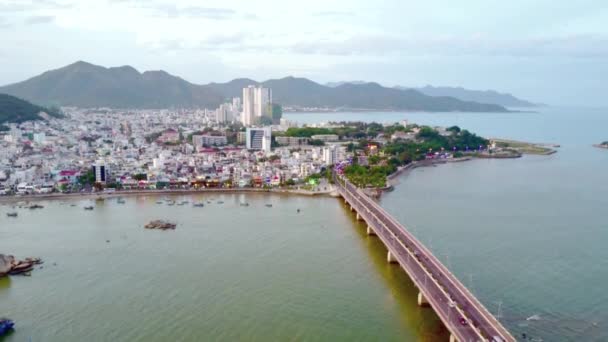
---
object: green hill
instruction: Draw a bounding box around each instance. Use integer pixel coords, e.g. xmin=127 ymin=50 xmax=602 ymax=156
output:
xmin=0 ymin=93 xmax=62 ymax=130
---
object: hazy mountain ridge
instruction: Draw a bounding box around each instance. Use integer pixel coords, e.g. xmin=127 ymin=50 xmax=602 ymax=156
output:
xmin=0 ymin=93 xmax=62 ymax=126
xmin=0 ymin=61 xmax=508 ymax=112
xmin=331 ymin=81 xmax=537 ymax=107
xmin=406 ymin=85 xmax=537 ymax=107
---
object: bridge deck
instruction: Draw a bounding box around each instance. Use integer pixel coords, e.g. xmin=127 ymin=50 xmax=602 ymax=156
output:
xmin=336 ymin=177 xmax=514 ymax=342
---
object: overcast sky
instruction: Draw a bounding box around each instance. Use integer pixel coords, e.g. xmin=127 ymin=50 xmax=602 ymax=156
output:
xmin=0 ymin=0 xmax=607 ymax=106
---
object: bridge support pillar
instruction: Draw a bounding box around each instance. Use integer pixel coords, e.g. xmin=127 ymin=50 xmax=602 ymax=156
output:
xmin=366 ymin=226 xmax=376 ymax=236
xmin=356 ymin=212 xmax=363 ymax=221
xmin=449 ymin=334 xmax=458 ymax=342
xmin=417 ymin=292 xmax=429 ymax=307
xmin=350 ymin=205 xmax=354 ymax=211
xmin=387 ymin=251 xmax=398 ymax=263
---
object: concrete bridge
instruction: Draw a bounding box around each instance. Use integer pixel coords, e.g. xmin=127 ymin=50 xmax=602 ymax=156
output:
xmin=335 ymin=175 xmax=515 ymax=342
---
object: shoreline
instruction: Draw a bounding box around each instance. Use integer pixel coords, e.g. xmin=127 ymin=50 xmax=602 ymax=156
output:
xmin=0 ymin=187 xmax=337 ymax=204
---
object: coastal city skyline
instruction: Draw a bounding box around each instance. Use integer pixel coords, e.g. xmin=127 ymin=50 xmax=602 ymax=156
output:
xmin=2 ymin=1 xmax=608 ymax=341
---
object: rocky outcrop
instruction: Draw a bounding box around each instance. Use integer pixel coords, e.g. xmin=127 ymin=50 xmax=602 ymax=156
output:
xmin=0 ymin=254 xmax=42 ymax=277
xmin=144 ymin=220 xmax=176 ymax=230
xmin=0 ymin=254 xmax=14 ymax=277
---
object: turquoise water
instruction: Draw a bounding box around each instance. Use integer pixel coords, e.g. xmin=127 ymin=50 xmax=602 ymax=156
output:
xmin=288 ymin=107 xmax=608 ymax=341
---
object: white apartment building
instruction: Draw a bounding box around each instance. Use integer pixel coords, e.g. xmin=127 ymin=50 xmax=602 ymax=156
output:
xmin=323 ymin=145 xmax=340 ymax=165
xmin=192 ymin=134 xmax=228 ymax=147
xmin=246 ymin=127 xmax=272 ymax=152
xmin=242 ymin=85 xmax=272 ymax=126
xmin=215 ymin=103 xmax=233 ymax=124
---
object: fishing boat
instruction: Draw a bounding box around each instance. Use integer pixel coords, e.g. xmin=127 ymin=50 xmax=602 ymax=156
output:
xmin=265 ymin=204 xmax=273 ymax=208
xmin=6 ymin=212 xmax=17 ymax=217
xmin=240 ymin=202 xmax=249 ymax=207
xmin=217 ymin=201 xmax=224 ymax=204
xmin=84 ymin=206 xmax=94 ymax=210
xmin=117 ymin=198 xmax=126 ymax=204
xmin=0 ymin=318 xmax=14 ymax=336
xmin=193 ymin=202 xmax=205 ymax=207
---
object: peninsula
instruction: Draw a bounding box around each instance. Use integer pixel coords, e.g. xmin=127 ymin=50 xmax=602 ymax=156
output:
xmin=593 ymin=141 xmax=608 ymax=149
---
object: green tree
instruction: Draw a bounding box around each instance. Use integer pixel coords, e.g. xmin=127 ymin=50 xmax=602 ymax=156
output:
xmin=78 ymin=170 xmax=96 ymax=186
xmin=133 ymin=173 xmax=147 ymax=181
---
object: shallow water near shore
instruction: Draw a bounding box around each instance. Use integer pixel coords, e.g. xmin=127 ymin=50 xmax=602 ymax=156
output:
xmin=0 ymin=194 xmax=449 ymax=341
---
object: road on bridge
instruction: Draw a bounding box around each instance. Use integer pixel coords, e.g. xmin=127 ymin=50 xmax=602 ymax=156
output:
xmin=337 ymin=176 xmax=515 ymax=342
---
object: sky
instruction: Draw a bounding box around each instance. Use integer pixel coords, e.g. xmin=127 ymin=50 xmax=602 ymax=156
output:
xmin=0 ymin=0 xmax=607 ymax=106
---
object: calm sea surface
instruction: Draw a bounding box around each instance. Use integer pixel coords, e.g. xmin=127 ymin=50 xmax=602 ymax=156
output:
xmin=287 ymin=107 xmax=608 ymax=341
xmin=1 ymin=106 xmax=606 ymax=341
xmin=1 ymin=194 xmax=449 ymax=341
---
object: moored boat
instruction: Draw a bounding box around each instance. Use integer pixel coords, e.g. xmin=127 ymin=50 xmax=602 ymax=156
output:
xmin=0 ymin=318 xmax=15 ymax=336
xmin=6 ymin=212 xmax=17 ymax=217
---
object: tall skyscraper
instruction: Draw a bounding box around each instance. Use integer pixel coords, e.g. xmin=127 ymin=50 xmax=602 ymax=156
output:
xmin=215 ymin=103 xmax=232 ymax=124
xmin=242 ymin=85 xmax=272 ymax=126
xmin=246 ymin=127 xmax=272 ymax=152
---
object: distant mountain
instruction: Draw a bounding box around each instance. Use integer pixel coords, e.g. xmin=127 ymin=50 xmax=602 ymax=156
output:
xmin=0 ymin=93 xmax=62 ymax=127
xmin=207 ymin=77 xmax=508 ymax=112
xmin=325 ymin=81 xmax=368 ymax=88
xmin=0 ymin=61 xmax=225 ymax=109
xmin=396 ymin=85 xmax=537 ymax=108
xmin=0 ymin=61 xmax=508 ymax=112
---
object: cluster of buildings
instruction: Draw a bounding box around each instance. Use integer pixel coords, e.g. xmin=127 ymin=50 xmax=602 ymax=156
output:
xmin=0 ymin=85 xmax=353 ymax=195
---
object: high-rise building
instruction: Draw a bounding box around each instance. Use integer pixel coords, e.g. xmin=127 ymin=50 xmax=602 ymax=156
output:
xmin=323 ymin=145 xmax=339 ymax=165
xmin=242 ymin=85 xmax=272 ymax=126
xmin=232 ymin=97 xmax=241 ymax=111
xmin=215 ymin=103 xmax=233 ymax=124
xmin=92 ymin=160 xmax=110 ymax=183
xmin=246 ymin=127 xmax=272 ymax=152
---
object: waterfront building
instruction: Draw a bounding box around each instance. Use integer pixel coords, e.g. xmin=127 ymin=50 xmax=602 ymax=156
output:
xmin=246 ymin=127 xmax=272 ymax=152
xmin=92 ymin=160 xmax=110 ymax=183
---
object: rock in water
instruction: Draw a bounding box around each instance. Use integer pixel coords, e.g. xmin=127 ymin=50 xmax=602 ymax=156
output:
xmin=0 ymin=254 xmax=15 ymax=277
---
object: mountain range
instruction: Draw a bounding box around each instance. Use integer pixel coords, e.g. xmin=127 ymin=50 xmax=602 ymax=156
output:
xmin=399 ymin=85 xmax=537 ymax=107
xmin=328 ymin=81 xmax=537 ymax=107
xmin=0 ymin=61 xmax=511 ymax=112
